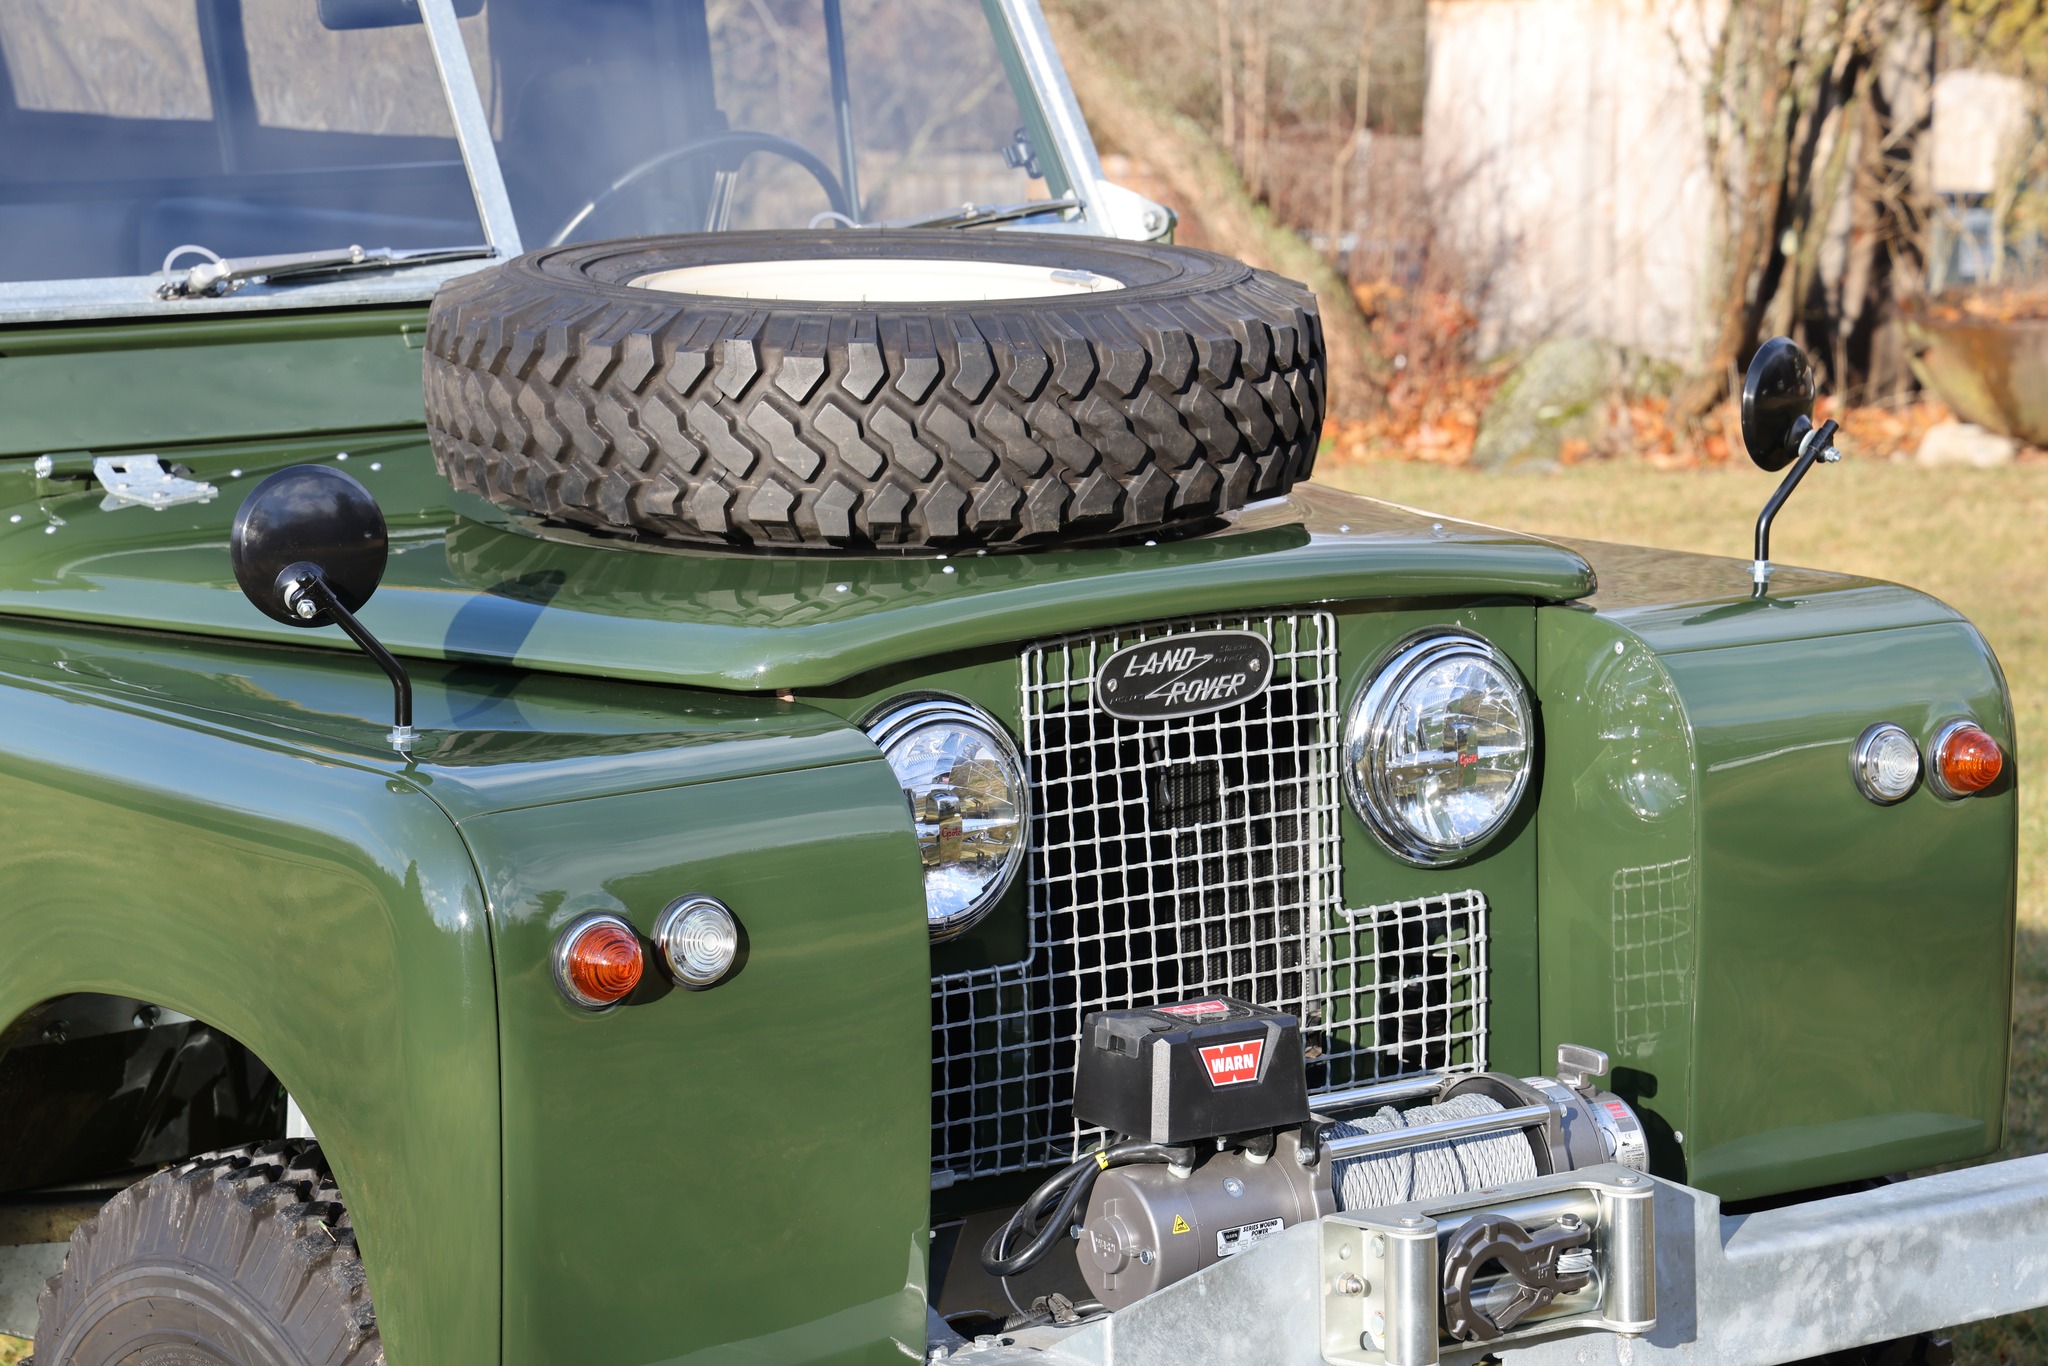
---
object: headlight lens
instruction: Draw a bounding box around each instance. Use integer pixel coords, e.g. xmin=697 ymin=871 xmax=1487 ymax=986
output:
xmin=1344 ymin=632 xmax=1534 ymax=865
xmin=866 ymin=698 xmax=1028 ymax=941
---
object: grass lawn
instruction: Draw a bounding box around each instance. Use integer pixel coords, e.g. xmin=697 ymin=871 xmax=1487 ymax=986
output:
xmin=1324 ymin=457 xmax=2048 ymax=1362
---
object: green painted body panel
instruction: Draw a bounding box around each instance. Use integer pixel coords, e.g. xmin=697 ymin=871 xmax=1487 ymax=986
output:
xmin=462 ymin=760 xmax=932 ymax=1366
xmin=0 ymin=430 xmax=1594 ymax=693
xmin=0 ymin=310 xmax=431 ymax=458
xmin=1672 ymin=621 xmax=2013 ymax=1198
xmin=1536 ymin=541 xmax=2017 ymax=1200
xmin=0 ymin=613 xmax=932 ymax=1360
xmin=0 ymin=627 xmax=501 ymax=1366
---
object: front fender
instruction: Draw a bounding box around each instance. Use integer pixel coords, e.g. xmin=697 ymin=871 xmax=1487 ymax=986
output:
xmin=459 ymin=753 xmax=932 ymax=1366
xmin=0 ymin=677 xmax=499 ymax=1366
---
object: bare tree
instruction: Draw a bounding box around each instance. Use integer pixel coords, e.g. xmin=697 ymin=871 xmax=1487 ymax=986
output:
xmin=1677 ymin=0 xmax=1933 ymax=417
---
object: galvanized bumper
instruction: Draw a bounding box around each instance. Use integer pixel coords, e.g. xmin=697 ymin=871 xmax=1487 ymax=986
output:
xmin=946 ymin=1154 xmax=2048 ymax=1366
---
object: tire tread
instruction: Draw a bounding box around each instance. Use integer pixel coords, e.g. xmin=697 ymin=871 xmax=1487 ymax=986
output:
xmin=424 ymin=235 xmax=1326 ymax=552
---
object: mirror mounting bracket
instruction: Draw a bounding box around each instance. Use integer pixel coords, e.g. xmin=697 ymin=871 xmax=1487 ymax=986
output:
xmin=1752 ymin=417 xmax=1841 ymax=593
xmin=1740 ymin=336 xmax=1840 ymax=597
xmin=279 ymin=566 xmax=415 ymax=749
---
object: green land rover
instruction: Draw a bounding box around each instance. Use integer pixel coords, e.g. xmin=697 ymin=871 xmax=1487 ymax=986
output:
xmin=0 ymin=2 xmax=2034 ymax=1364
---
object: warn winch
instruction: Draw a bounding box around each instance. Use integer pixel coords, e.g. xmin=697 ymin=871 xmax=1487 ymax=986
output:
xmin=983 ymin=998 xmax=1650 ymax=1345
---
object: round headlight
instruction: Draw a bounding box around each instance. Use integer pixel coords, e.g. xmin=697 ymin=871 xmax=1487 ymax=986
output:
xmin=866 ymin=698 xmax=1029 ymax=941
xmin=1344 ymin=632 xmax=1534 ymax=865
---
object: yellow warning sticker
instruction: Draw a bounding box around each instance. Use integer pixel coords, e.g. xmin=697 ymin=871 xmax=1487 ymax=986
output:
xmin=1170 ymin=1215 xmax=1192 ymax=1235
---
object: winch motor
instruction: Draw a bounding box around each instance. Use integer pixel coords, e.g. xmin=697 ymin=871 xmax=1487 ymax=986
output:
xmin=1048 ymin=997 xmax=1648 ymax=1311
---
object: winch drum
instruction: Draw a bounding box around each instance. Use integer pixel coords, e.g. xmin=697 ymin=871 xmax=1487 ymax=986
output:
xmin=1073 ymin=1023 xmax=1646 ymax=1310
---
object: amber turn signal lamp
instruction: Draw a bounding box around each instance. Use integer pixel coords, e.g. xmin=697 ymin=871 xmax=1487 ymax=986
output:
xmin=553 ymin=914 xmax=643 ymax=1010
xmin=1932 ymin=722 xmax=2003 ymax=799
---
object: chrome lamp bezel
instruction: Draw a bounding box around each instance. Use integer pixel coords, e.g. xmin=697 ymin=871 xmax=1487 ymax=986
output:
xmin=1343 ymin=631 xmax=1536 ymax=867
xmin=653 ymin=895 xmax=743 ymax=990
xmin=1851 ymin=722 xmax=1922 ymax=805
xmin=864 ymin=696 xmax=1030 ymax=942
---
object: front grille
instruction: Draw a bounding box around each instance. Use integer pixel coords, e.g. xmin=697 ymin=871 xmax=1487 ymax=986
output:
xmin=929 ymin=614 xmax=1491 ymax=1184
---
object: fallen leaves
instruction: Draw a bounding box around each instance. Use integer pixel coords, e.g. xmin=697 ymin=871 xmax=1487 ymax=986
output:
xmin=1325 ymin=278 xmax=1500 ymax=464
xmin=1324 ymin=288 xmax=1965 ymax=469
xmin=1921 ymin=287 xmax=2048 ymax=324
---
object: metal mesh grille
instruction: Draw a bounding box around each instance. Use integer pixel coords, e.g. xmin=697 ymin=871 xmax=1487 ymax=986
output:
xmin=1612 ymin=858 xmax=1695 ymax=1051
xmin=929 ymin=614 xmax=1491 ymax=1183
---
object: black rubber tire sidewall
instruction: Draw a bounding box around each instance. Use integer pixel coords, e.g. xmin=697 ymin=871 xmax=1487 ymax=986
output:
xmin=424 ymin=230 xmax=1325 ymax=553
xmin=33 ymin=1144 xmax=382 ymax=1366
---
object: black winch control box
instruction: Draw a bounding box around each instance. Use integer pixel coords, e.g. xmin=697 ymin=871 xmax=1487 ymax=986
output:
xmin=1072 ymin=997 xmax=1309 ymax=1145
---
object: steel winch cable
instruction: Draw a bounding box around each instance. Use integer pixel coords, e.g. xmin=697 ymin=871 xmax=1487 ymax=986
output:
xmin=1330 ymin=1094 xmax=1540 ymax=1212
xmin=980 ymin=1141 xmax=1192 ymax=1278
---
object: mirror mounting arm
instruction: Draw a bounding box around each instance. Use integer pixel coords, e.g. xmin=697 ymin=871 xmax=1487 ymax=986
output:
xmin=1752 ymin=417 xmax=1840 ymax=594
xmin=281 ymin=567 xmax=415 ymax=750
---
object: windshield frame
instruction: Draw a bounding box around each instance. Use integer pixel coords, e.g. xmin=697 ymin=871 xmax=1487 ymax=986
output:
xmin=0 ymin=0 xmax=1137 ymax=326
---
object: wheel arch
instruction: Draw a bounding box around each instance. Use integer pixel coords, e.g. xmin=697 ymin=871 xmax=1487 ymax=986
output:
xmin=0 ymin=679 xmax=503 ymax=1366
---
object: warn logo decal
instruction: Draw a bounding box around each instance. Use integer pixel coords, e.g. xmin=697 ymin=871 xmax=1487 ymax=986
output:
xmin=1198 ymin=1038 xmax=1264 ymax=1087
xmin=1154 ymin=1000 xmax=1232 ymax=1020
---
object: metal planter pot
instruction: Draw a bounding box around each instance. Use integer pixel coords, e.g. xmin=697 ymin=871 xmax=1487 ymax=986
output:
xmin=1903 ymin=299 xmax=2048 ymax=446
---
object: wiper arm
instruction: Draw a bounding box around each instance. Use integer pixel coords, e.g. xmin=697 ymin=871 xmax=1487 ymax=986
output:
xmin=155 ymin=244 xmax=496 ymax=300
xmin=883 ymin=198 xmax=1084 ymax=230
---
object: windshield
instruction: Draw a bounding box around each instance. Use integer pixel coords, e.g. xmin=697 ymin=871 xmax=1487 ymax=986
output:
xmin=475 ymin=0 xmax=1066 ymax=244
xmin=0 ymin=0 xmax=489 ymax=284
xmin=0 ymin=0 xmax=1066 ymax=289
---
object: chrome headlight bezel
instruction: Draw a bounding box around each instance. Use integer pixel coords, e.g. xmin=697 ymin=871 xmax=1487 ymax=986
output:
xmin=1343 ymin=630 xmax=1535 ymax=866
xmin=865 ymin=695 xmax=1030 ymax=942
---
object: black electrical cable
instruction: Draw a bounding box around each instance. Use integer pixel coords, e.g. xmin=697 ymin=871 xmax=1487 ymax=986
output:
xmin=980 ymin=1142 xmax=1190 ymax=1278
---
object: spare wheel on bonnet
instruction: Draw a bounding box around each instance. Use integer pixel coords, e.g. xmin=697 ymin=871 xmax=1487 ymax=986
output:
xmin=423 ymin=231 xmax=1325 ymax=552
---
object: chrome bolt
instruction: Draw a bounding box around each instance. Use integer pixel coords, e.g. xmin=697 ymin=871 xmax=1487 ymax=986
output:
xmin=1335 ymin=1273 xmax=1365 ymax=1297
xmin=1337 ymin=1242 xmax=1352 ymax=1261
xmin=1369 ymin=1310 xmax=1386 ymax=1333
xmin=1137 ymin=1248 xmax=1154 ymax=1266
xmin=293 ymin=597 xmax=319 ymax=620
xmin=132 ymin=1005 xmax=160 ymax=1029
xmin=1371 ymin=1235 xmax=1387 ymax=1257
xmin=1223 ymin=1177 xmax=1245 ymax=1198
xmin=1399 ymin=1216 xmax=1425 ymax=1227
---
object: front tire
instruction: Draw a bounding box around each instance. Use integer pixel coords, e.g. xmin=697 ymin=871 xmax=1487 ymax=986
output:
xmin=31 ymin=1142 xmax=381 ymax=1366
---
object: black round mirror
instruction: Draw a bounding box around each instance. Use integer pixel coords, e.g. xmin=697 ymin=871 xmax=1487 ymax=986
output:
xmin=1741 ymin=337 xmax=1816 ymax=473
xmin=230 ymin=465 xmax=388 ymax=627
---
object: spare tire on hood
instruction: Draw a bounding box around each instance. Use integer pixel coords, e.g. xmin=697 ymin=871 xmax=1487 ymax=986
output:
xmin=423 ymin=231 xmax=1325 ymax=553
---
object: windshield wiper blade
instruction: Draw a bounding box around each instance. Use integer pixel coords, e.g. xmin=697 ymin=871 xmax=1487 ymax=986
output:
xmin=156 ymin=244 xmax=496 ymax=300
xmin=884 ymin=198 xmax=1084 ymax=230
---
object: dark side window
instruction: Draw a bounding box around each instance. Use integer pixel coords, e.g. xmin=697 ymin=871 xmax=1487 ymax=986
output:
xmin=0 ymin=0 xmax=486 ymax=283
